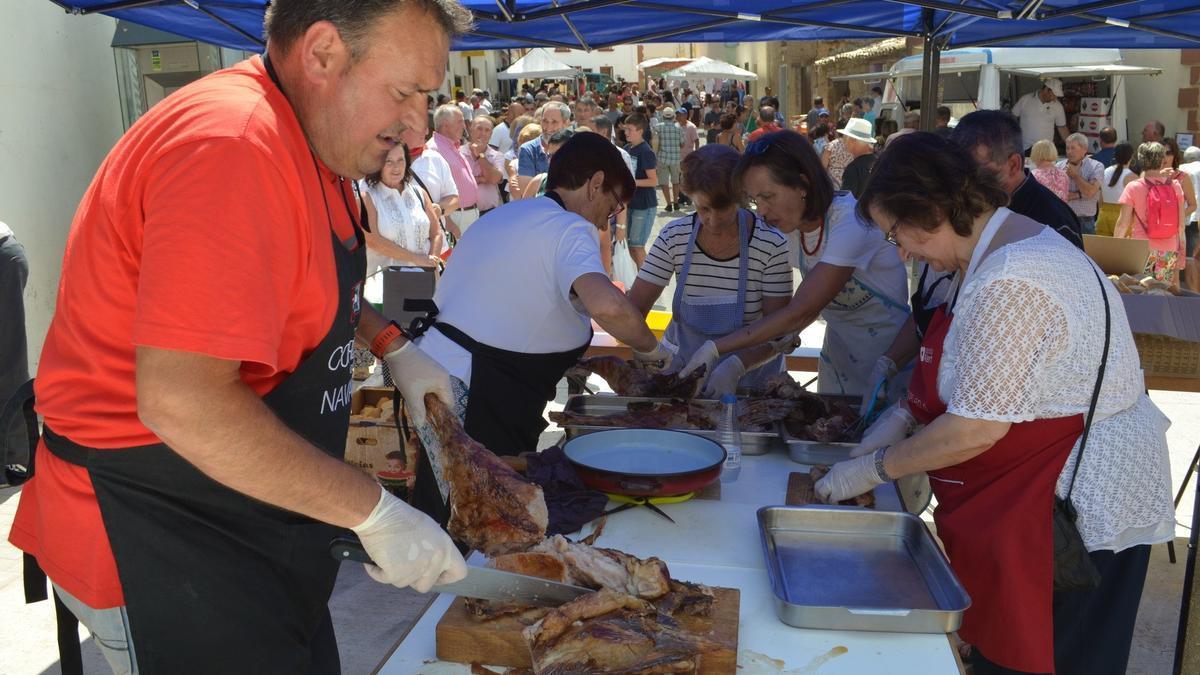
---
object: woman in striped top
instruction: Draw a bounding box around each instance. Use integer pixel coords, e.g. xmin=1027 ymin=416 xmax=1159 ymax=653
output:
xmin=677 ymin=130 xmax=912 ymax=401
xmin=629 ymin=144 xmax=794 ymax=395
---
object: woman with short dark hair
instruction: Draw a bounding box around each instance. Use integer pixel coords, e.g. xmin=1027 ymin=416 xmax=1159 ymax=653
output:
xmin=676 ymin=130 xmax=911 ymax=403
xmin=628 ymin=144 xmax=793 ymax=394
xmin=817 ymin=132 xmax=1173 ymax=675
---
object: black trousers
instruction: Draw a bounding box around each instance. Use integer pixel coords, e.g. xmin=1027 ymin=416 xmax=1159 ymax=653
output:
xmin=971 ymin=544 xmax=1151 ymax=675
xmin=1053 ymin=545 xmax=1152 ymax=675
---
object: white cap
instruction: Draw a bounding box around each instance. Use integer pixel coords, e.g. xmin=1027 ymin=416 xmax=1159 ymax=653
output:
xmin=1043 ymin=78 xmax=1064 ymax=97
xmin=838 ymin=118 xmax=876 ymax=144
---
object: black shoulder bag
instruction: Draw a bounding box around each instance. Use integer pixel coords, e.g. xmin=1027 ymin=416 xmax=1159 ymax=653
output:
xmin=1052 ymin=264 xmax=1110 ymax=592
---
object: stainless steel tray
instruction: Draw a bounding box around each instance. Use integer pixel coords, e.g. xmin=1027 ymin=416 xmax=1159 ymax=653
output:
xmin=757 ymin=506 xmax=970 ymax=633
xmin=783 ymin=394 xmax=864 ymax=464
xmin=557 ymin=394 xmax=784 ymax=455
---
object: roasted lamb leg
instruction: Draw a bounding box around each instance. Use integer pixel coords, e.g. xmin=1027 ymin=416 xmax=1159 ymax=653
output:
xmin=425 ymin=394 xmax=548 ymax=556
xmin=523 ymin=588 xmax=723 ymax=674
xmin=573 ymin=356 xmax=706 ymax=399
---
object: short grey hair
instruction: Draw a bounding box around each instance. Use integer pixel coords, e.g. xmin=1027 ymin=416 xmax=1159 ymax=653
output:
xmin=1137 ymin=142 xmax=1167 ymax=172
xmin=542 ymin=100 xmax=572 ymax=123
xmin=1065 ymin=132 xmax=1090 ymax=150
xmin=470 ymin=115 xmax=494 ymax=130
xmin=432 ymin=103 xmax=462 ymax=130
xmin=1185 ymin=146 xmax=1200 ymax=163
xmin=576 ymin=96 xmax=597 ymax=112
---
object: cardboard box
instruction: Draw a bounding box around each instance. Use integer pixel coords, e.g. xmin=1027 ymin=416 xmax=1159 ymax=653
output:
xmin=1076 ymin=114 xmax=1107 ymax=134
xmin=1080 ymin=97 xmax=1112 ymax=116
xmin=345 ymin=387 xmax=416 ymax=484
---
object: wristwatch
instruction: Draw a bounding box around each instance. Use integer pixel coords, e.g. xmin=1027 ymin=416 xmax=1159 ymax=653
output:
xmin=370 ymin=320 xmax=406 ymax=359
xmin=873 ymin=446 xmax=894 ymax=482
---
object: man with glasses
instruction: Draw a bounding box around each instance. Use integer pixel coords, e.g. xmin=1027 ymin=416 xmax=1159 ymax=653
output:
xmin=403 ymin=132 xmax=669 ymax=526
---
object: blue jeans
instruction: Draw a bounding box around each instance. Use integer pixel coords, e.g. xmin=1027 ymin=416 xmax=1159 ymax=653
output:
xmin=627 ymin=208 xmax=656 ymax=247
xmin=1077 ymin=215 xmax=1096 ymax=236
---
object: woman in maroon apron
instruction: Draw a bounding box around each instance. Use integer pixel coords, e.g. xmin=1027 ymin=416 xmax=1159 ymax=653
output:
xmin=816 ymin=133 xmax=1094 ymax=674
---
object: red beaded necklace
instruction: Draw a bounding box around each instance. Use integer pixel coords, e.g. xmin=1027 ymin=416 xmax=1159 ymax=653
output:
xmin=800 ymin=215 xmax=825 ymax=257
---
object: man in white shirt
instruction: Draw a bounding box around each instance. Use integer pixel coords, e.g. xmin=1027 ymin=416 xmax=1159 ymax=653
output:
xmin=410 ymin=139 xmax=459 ymax=250
xmin=475 ymin=88 xmax=493 ymax=115
xmin=1011 ymin=78 xmax=1069 ymax=152
xmin=454 ymin=90 xmax=473 ymax=122
xmin=408 ymin=133 xmax=669 ymax=524
xmin=489 ymin=100 xmax=524 ymax=155
xmin=1057 ymin=132 xmax=1104 ymax=235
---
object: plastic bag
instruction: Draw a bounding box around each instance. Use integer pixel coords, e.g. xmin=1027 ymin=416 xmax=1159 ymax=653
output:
xmin=612 ymin=239 xmax=638 ymax=288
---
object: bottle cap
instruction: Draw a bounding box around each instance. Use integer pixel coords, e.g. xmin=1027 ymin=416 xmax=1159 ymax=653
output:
xmin=720 ymin=393 xmax=737 ymax=404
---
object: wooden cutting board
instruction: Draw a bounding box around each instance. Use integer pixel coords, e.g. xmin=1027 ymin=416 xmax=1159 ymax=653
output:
xmin=786 ymin=471 xmax=817 ymax=505
xmin=435 ymin=586 xmax=740 ymax=673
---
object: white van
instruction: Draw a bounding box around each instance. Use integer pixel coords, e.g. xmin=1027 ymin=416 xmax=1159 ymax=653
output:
xmin=839 ymin=48 xmax=1161 ymax=147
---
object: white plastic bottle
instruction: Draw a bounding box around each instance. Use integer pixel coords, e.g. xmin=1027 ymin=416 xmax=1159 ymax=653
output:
xmin=718 ymin=393 xmax=742 ymax=483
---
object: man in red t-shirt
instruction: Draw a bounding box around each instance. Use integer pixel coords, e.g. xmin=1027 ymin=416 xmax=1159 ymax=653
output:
xmin=746 ymin=106 xmax=783 ymax=144
xmin=9 ymin=1 xmax=474 ymax=672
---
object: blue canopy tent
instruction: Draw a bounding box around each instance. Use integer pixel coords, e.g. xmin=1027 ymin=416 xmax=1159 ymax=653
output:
xmin=46 ymin=0 xmax=1200 ymax=129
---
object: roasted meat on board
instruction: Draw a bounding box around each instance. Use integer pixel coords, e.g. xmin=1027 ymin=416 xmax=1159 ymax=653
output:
xmin=571 ymin=356 xmax=706 ymax=398
xmin=426 ymin=394 xmax=548 ymax=556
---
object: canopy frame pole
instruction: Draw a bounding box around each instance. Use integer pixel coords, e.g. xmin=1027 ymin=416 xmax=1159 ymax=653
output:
xmin=884 ymin=0 xmax=1005 ymax=20
xmin=473 ymin=30 xmax=583 ymax=49
xmin=493 ymin=0 xmax=514 ymax=22
xmin=186 ymin=1 xmax=265 ymax=46
xmin=1014 ymin=0 xmax=1046 ymax=20
xmin=592 ymin=17 xmax=738 ymax=49
xmin=550 ymin=0 xmax=591 ymax=50
xmin=60 ymin=0 xmax=165 ymax=14
xmin=623 ymin=1 xmax=923 ymax=37
xmin=919 ymin=9 xmax=941 ymax=132
xmin=516 ymin=0 xmax=631 ymax=22
xmin=953 ymin=19 xmax=1100 ymax=48
xmin=1037 ymin=0 xmax=1140 ymax=20
xmin=762 ymin=0 xmax=859 ymax=17
xmin=1074 ymin=11 xmax=1200 ymax=45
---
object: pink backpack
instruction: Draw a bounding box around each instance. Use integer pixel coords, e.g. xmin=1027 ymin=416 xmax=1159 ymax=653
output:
xmin=1136 ymin=177 xmax=1181 ymax=239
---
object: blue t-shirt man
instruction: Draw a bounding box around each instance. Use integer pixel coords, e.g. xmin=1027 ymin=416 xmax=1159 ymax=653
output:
xmin=517 ymin=137 xmax=549 ymax=177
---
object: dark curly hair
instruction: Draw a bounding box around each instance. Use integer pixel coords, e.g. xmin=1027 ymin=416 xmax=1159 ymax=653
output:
xmin=856 ymin=132 xmax=1008 ymax=237
xmin=363 ymin=144 xmax=412 ymax=188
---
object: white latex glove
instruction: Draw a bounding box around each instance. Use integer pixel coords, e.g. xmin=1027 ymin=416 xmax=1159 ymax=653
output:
xmin=678 ymin=340 xmax=720 ymax=379
xmin=384 ymin=341 xmax=453 ymax=427
xmin=352 ymin=486 xmax=467 ymax=592
xmin=859 ymin=355 xmax=898 ymax=414
xmin=814 ymin=454 xmax=887 ymax=504
xmin=849 ymin=405 xmax=916 ymax=458
xmin=632 ymin=338 xmax=675 ymax=371
xmin=701 ymin=356 xmax=745 ymax=398
xmin=768 ymin=332 xmax=801 ymax=355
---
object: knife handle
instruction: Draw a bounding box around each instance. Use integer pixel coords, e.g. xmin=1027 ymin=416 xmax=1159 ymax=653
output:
xmin=329 ymin=535 xmax=375 ymax=565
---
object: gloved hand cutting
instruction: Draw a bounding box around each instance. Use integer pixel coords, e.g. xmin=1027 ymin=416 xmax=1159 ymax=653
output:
xmin=701 ymin=356 xmax=745 ymax=398
xmin=632 ymin=338 xmax=676 ymax=372
xmin=384 ymin=341 xmax=453 ymax=426
xmin=849 ymin=405 xmax=916 ymax=458
xmin=678 ymin=340 xmax=720 ymax=381
xmin=860 ymin=355 xmax=898 ymax=415
xmin=814 ymin=454 xmax=887 ymax=504
xmin=352 ymin=486 xmax=467 ymax=592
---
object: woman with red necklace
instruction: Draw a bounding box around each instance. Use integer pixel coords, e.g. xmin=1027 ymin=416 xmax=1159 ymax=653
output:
xmin=679 ymin=130 xmax=911 ymax=403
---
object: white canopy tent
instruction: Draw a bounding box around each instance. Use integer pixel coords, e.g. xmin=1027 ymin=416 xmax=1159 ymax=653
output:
xmin=497 ymin=48 xmax=581 ymax=80
xmin=662 ymin=56 xmax=758 ymax=81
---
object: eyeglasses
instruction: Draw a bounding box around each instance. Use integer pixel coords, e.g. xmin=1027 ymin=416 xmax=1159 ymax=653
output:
xmin=884 ymin=221 xmax=902 ymax=246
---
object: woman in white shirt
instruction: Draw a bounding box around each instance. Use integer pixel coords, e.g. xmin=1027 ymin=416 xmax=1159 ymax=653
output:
xmin=817 ymin=133 xmax=1173 ymax=675
xmin=360 ymin=144 xmax=443 ymax=304
xmin=676 ymin=130 xmax=911 ymax=403
xmin=1097 ymin=142 xmax=1136 ymax=237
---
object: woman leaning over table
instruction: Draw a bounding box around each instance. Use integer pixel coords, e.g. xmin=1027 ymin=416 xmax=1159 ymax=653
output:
xmin=675 ymin=130 xmax=911 ymax=402
xmin=815 ymin=132 xmax=1174 ymax=675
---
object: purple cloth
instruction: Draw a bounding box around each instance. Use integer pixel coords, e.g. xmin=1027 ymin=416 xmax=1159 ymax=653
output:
xmin=525 ymin=446 xmax=608 ymax=536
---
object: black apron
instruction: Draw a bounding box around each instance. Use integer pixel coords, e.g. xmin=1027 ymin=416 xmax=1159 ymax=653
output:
xmin=37 ymin=199 xmax=366 ymax=673
xmin=408 ymin=192 xmax=591 ymax=526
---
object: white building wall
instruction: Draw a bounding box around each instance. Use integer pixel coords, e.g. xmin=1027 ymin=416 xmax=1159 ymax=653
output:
xmin=1122 ymin=49 xmax=1190 ymax=143
xmin=2 ymin=3 xmax=124 ymax=372
xmin=541 ymin=46 xmax=639 ymax=82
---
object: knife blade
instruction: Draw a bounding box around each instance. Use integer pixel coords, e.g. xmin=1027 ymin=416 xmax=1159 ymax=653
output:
xmin=329 ymin=536 xmax=592 ymax=607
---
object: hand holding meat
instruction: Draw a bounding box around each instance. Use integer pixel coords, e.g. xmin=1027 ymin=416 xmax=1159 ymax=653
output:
xmin=849 ymin=405 xmax=916 ymax=458
xmin=814 ymin=454 xmax=887 ymax=504
xmin=384 ymin=341 xmax=453 ymax=426
xmin=677 ymin=339 xmax=720 ymax=382
xmin=631 ymin=338 xmax=676 ymax=371
xmin=860 ymin=355 xmax=898 ymax=414
xmin=701 ymin=356 xmax=745 ymax=398
xmin=351 ymin=486 xmax=467 ymax=592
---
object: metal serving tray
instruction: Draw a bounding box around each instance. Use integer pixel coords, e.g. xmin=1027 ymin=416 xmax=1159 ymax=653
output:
xmin=757 ymin=506 xmax=970 ymax=634
xmin=783 ymin=394 xmax=865 ymax=465
xmin=558 ymin=394 xmax=785 ymax=455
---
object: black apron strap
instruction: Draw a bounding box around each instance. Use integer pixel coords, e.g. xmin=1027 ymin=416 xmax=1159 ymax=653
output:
xmin=53 ymin=591 xmax=84 ymax=675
